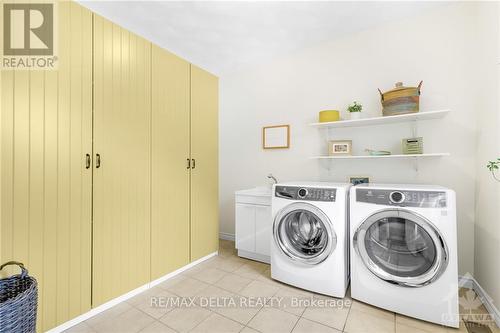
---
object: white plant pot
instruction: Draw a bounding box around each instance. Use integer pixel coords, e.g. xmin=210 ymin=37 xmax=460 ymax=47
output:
xmin=350 ymin=112 xmax=362 ymax=120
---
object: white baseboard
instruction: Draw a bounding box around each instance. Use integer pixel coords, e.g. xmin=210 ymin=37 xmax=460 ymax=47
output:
xmin=46 ymin=283 xmax=150 ymax=333
xmin=46 ymin=251 xmax=218 ymax=333
xmin=471 ymin=278 xmax=500 ymax=328
xmin=149 ymin=252 xmax=218 ymax=288
xmin=458 ymin=275 xmax=475 ymax=289
xmin=459 ymin=274 xmax=500 ymax=328
xmin=219 ymin=232 xmax=235 ymax=241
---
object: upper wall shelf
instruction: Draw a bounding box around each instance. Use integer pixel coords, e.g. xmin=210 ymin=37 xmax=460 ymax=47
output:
xmin=309 ymin=153 xmax=450 ymax=160
xmin=309 ymin=109 xmax=449 ymax=129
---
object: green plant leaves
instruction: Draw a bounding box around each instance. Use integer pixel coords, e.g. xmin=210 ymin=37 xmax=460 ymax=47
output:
xmin=487 ymin=159 xmax=500 ymax=171
xmin=487 ymin=158 xmax=500 ymax=182
xmin=347 ymin=101 xmax=362 ymax=113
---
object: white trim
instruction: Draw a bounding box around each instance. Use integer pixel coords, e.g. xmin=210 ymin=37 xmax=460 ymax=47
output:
xmin=46 ymin=252 xmax=218 ymax=333
xmin=149 ymin=252 xmax=218 ymax=288
xmin=458 ymin=275 xmax=474 ymax=290
xmin=459 ymin=275 xmax=500 ymax=328
xmin=45 ymin=283 xmax=150 ymax=333
xmin=219 ymin=232 xmax=235 ymax=241
xmin=471 ymin=277 xmax=500 ymax=328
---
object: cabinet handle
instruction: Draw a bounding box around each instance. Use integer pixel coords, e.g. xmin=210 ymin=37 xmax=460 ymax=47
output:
xmin=187 ymin=158 xmax=191 ymax=169
xmin=192 ymin=158 xmax=196 ymax=169
xmin=96 ymin=154 xmax=101 ymax=168
xmin=85 ymin=154 xmax=91 ymax=169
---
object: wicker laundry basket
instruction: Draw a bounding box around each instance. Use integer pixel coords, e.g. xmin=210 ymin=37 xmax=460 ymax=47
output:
xmin=0 ymin=262 xmax=38 ymax=333
xmin=378 ymin=81 xmax=423 ymax=116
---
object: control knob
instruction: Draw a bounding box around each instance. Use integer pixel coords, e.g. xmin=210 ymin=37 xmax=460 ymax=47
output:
xmin=390 ymin=191 xmax=405 ymax=204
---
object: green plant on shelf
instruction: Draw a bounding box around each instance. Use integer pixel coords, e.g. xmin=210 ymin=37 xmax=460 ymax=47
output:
xmin=347 ymin=101 xmax=362 ymax=113
xmin=487 ymin=158 xmax=500 ymax=182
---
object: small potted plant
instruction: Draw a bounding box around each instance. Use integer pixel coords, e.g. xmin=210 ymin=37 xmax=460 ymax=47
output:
xmin=487 ymin=158 xmax=500 ymax=182
xmin=347 ymin=101 xmax=363 ymax=120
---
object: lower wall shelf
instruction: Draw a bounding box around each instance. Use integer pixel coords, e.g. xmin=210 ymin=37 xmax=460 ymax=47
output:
xmin=310 ymin=153 xmax=450 ymax=160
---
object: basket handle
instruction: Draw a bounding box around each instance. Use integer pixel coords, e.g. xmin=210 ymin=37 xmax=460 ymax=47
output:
xmin=0 ymin=261 xmax=28 ymax=278
xmin=377 ymin=88 xmax=384 ymax=101
xmin=417 ymin=80 xmax=423 ymax=95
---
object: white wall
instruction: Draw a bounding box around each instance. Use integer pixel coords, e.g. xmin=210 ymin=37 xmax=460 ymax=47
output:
xmin=220 ymin=2 xmax=492 ymax=275
xmin=474 ymin=2 xmax=500 ymax=309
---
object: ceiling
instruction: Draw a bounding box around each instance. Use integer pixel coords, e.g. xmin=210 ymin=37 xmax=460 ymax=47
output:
xmin=78 ymin=1 xmax=446 ymax=75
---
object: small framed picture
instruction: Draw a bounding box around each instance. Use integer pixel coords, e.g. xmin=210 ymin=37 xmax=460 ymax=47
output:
xmin=263 ymin=125 xmax=290 ymax=149
xmin=328 ymin=140 xmax=352 ymax=156
xmin=348 ymin=176 xmax=370 ymax=185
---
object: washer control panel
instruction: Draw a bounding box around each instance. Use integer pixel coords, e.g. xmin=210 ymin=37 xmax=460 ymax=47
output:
xmin=356 ymin=188 xmax=446 ymax=208
xmin=275 ymin=186 xmax=336 ymax=202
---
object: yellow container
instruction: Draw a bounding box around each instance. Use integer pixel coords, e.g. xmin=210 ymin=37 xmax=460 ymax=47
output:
xmin=319 ymin=110 xmax=340 ymax=122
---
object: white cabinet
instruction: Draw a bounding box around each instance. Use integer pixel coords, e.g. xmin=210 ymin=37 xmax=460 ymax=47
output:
xmin=235 ymin=203 xmax=256 ymax=253
xmin=235 ymin=188 xmax=272 ymax=263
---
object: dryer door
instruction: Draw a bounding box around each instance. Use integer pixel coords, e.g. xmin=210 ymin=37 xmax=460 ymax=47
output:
xmin=274 ymin=202 xmax=336 ymax=265
xmin=354 ymin=209 xmax=448 ymax=287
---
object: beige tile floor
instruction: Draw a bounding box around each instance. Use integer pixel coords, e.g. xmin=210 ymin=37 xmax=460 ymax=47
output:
xmin=65 ymin=240 xmax=499 ymax=333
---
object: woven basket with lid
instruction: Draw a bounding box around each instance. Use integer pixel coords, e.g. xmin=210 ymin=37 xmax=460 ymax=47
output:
xmin=378 ymin=81 xmax=423 ymax=116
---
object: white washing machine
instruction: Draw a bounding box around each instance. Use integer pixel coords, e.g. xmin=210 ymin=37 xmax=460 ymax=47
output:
xmin=349 ymin=184 xmax=458 ymax=327
xmin=271 ymin=182 xmax=350 ymax=297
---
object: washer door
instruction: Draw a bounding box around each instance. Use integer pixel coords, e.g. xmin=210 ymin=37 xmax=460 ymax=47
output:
xmin=353 ymin=209 xmax=448 ymax=287
xmin=274 ymin=202 xmax=336 ymax=265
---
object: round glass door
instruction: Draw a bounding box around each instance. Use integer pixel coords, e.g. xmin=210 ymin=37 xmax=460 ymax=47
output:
xmin=354 ymin=209 xmax=448 ymax=287
xmin=274 ymin=203 xmax=336 ymax=265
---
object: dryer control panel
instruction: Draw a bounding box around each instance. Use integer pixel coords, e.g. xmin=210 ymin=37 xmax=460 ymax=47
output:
xmin=356 ymin=189 xmax=447 ymax=208
xmin=275 ymin=186 xmax=336 ymax=202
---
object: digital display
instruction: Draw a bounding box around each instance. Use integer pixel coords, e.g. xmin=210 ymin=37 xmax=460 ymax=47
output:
xmin=275 ymin=186 xmax=336 ymax=202
xmin=356 ymin=189 xmax=447 ymax=208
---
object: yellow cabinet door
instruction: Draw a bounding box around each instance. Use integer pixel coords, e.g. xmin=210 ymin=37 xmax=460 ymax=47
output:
xmin=151 ymin=46 xmax=190 ymax=279
xmin=92 ymin=15 xmax=151 ymax=306
xmin=190 ymin=65 xmax=219 ymax=261
xmin=0 ymin=2 xmax=92 ymax=331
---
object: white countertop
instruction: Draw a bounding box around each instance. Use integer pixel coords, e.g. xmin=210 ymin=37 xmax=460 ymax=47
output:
xmin=235 ymin=186 xmax=272 ymax=197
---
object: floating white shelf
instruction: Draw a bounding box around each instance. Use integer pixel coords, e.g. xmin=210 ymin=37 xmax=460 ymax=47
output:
xmin=310 ymin=153 xmax=450 ymax=160
xmin=309 ymin=109 xmax=449 ymax=129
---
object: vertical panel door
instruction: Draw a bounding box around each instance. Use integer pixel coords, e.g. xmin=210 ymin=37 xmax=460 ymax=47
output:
xmin=151 ymin=46 xmax=190 ymax=279
xmin=235 ymin=204 xmax=256 ymax=252
xmin=190 ymin=65 xmax=219 ymax=261
xmin=92 ymin=15 xmax=151 ymax=306
xmin=0 ymin=2 xmax=92 ymax=331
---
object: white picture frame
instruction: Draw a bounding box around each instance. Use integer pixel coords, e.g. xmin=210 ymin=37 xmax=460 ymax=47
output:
xmin=328 ymin=140 xmax=352 ymax=156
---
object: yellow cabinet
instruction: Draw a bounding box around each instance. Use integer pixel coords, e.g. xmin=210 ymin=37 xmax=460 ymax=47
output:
xmin=190 ymin=65 xmax=219 ymax=261
xmin=1 ymin=3 xmax=218 ymax=330
xmin=151 ymin=54 xmax=219 ymax=274
xmin=92 ymin=15 xmax=151 ymax=306
xmin=0 ymin=2 xmax=93 ymax=331
xmin=151 ymin=46 xmax=191 ymax=279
